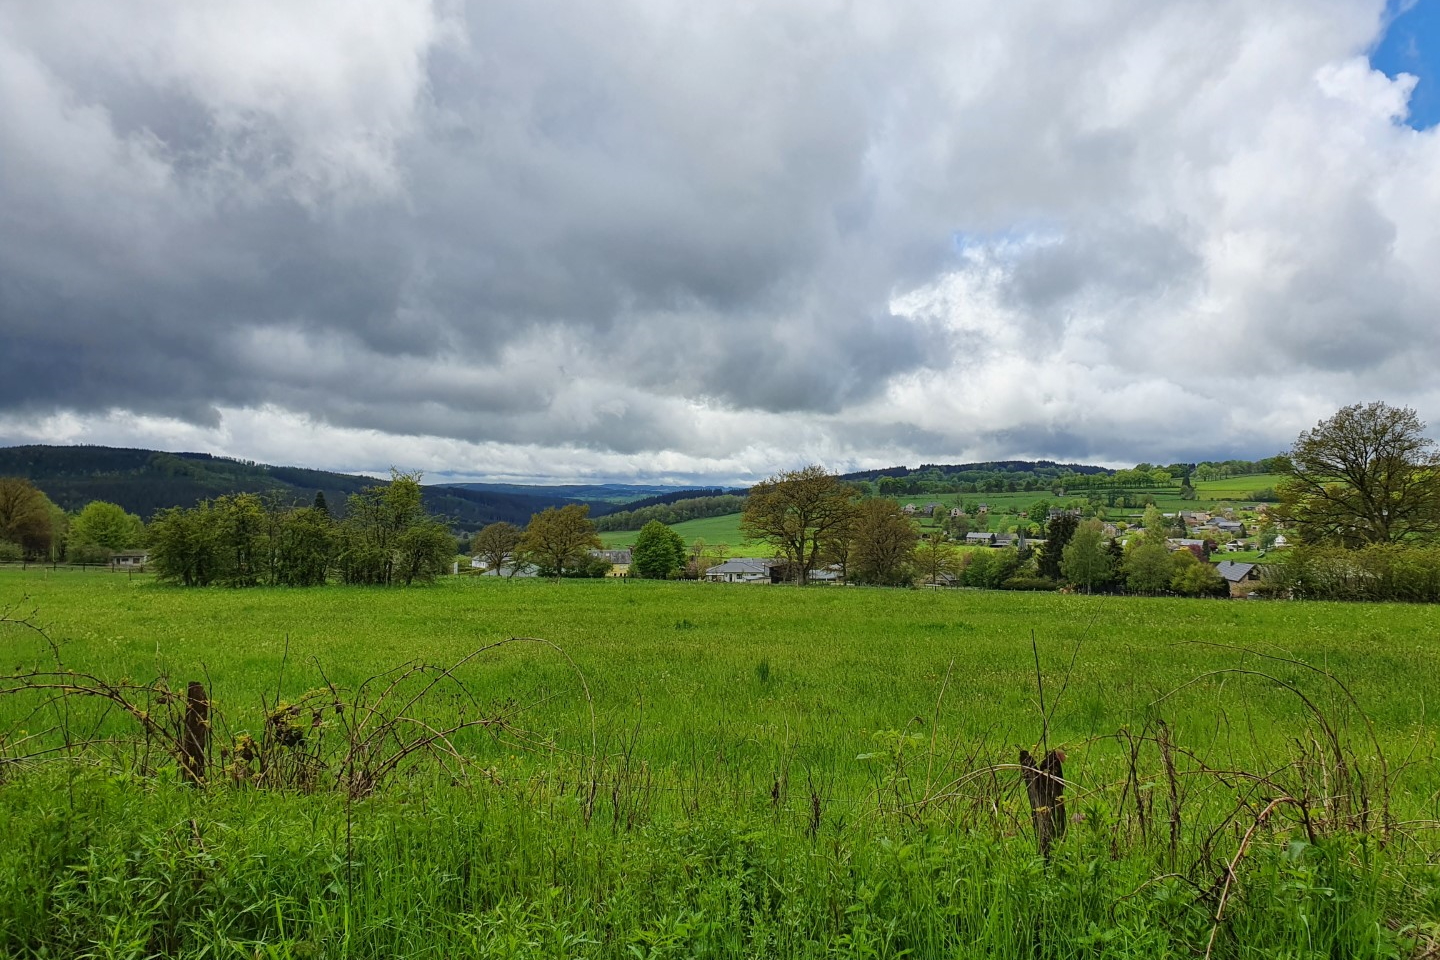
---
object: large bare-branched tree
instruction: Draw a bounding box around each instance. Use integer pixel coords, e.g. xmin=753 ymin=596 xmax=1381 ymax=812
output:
xmin=1276 ymin=401 xmax=1440 ymax=547
xmin=740 ymin=465 xmax=858 ymax=585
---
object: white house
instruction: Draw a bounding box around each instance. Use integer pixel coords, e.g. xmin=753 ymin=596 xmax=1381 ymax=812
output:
xmin=704 ymin=558 xmax=776 ymax=583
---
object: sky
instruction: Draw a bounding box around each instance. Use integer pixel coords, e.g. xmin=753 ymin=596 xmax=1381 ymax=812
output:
xmin=2 ymin=1 xmax=1440 ymax=485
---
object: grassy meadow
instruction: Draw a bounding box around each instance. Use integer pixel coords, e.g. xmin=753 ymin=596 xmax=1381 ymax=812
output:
xmin=599 ymin=512 xmax=751 ymax=550
xmin=2 ymin=567 xmax=1438 ymax=957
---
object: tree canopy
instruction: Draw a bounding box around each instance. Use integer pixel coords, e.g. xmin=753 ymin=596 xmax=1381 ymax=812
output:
xmin=68 ymin=500 xmax=145 ymax=554
xmin=740 ymin=466 xmax=859 ymax=585
xmin=0 ymin=477 xmax=57 ymax=558
xmin=472 ymin=521 xmax=524 ymax=576
xmin=519 ymin=504 xmax=602 ymax=577
xmin=1276 ymin=401 xmax=1440 ymax=547
xmin=632 ymin=520 xmax=686 ymax=579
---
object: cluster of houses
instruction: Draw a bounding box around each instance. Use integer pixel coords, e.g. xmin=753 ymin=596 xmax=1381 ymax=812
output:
xmin=700 ymin=552 xmax=1272 ymax=598
xmin=462 ymin=501 xmax=1281 ymax=597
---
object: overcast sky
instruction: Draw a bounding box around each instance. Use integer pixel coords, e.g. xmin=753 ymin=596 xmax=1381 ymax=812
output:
xmin=2 ymin=1 xmax=1439 ymax=484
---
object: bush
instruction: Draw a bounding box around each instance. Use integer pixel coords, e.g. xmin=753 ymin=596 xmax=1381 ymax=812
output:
xmin=67 ymin=542 xmax=113 ymax=565
xmin=998 ymin=576 xmax=1056 ymax=591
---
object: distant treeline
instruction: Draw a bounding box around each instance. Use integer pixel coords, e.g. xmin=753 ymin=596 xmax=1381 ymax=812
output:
xmin=594 ymin=495 xmax=747 ymax=531
xmin=839 ymin=458 xmax=1288 ymax=497
xmin=617 ymin=488 xmax=734 ymax=511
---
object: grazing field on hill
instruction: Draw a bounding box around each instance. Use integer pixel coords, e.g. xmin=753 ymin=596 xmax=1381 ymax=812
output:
xmin=599 ymin=511 xmax=750 ymax=549
xmin=2 ymin=569 xmax=1437 ymax=958
xmin=1190 ymin=473 xmax=1286 ymax=500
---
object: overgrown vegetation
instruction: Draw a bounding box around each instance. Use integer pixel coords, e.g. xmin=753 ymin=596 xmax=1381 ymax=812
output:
xmin=148 ymin=472 xmax=455 ymax=587
xmin=2 ymin=572 xmax=1438 ymax=957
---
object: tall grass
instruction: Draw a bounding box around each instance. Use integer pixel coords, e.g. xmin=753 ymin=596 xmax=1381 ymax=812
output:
xmin=1 ymin=569 xmax=1437 ymax=957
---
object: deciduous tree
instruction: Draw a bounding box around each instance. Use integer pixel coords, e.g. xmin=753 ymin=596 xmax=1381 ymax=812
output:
xmin=632 ymin=520 xmax=686 ymax=579
xmin=1061 ymin=520 xmax=1112 ymax=593
xmin=68 ymin=501 xmax=145 ymax=554
xmin=740 ymin=465 xmax=859 ymax=585
xmin=914 ymin=535 xmax=960 ymax=586
xmin=1123 ymin=542 xmax=1172 ymax=595
xmin=1277 ymin=401 xmax=1440 ymax=547
xmin=472 ymin=521 xmax=524 ymax=576
xmin=519 ymin=504 xmax=601 ymax=577
xmin=0 ymin=477 xmax=56 ymax=558
xmin=850 ymin=498 xmax=919 ymax=586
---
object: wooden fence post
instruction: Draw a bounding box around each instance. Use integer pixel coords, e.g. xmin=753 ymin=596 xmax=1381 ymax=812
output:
xmin=1020 ymin=747 xmax=1066 ymax=859
xmin=181 ymin=681 xmax=210 ymax=784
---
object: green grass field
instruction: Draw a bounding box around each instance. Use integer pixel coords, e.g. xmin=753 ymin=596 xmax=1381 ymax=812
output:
xmin=599 ymin=512 xmax=751 ymax=550
xmin=2 ymin=568 xmax=1436 ymax=957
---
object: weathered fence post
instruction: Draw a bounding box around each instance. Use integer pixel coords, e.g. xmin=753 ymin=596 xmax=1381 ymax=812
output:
xmin=181 ymin=681 xmax=210 ymax=784
xmin=1020 ymin=747 xmax=1066 ymax=859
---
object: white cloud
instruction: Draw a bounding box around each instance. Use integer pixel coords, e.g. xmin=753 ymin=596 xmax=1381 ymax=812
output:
xmin=3 ymin=0 xmax=1440 ymax=480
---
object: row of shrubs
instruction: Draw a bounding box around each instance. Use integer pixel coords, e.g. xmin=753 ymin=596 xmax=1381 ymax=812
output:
xmin=1256 ymin=545 xmax=1440 ymax=602
xmin=147 ymin=474 xmax=454 ymax=588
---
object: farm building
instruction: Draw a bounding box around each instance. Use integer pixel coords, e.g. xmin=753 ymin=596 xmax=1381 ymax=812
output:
xmin=704 ymin=558 xmax=777 ymax=583
xmin=1214 ymin=560 xmax=1265 ymax=598
xmin=591 ymin=548 xmax=632 ymax=577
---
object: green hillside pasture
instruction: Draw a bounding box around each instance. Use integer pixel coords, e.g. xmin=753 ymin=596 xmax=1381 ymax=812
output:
xmin=1192 ymin=473 xmax=1286 ymax=500
xmin=2 ymin=569 xmax=1437 ymax=957
xmin=599 ymin=511 xmax=750 ymax=550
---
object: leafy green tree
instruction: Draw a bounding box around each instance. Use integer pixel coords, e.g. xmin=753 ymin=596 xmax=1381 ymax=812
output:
xmin=519 ymin=504 xmax=602 ymax=577
xmin=1170 ymin=550 xmax=1225 ymax=596
xmin=472 ymin=521 xmax=524 ymax=576
xmin=1037 ymin=513 xmax=1078 ymax=580
xmin=148 ymin=503 xmax=223 ymax=586
xmin=0 ymin=477 xmax=56 ymax=558
xmin=1124 ymin=542 xmax=1173 ymax=595
xmin=851 ymin=499 xmax=919 ymax=586
xmin=273 ymin=507 xmax=334 ymax=586
xmin=1257 ymin=519 xmax=1279 ymax=550
xmin=1140 ymin=505 xmax=1168 ymax=545
xmin=394 ymin=522 xmax=457 ymax=585
xmin=741 ymin=465 xmax=859 ymax=585
xmin=914 ymin=536 xmax=961 ymax=585
xmin=67 ymin=501 xmax=145 ymax=554
xmin=1277 ymin=401 xmax=1440 ymax=546
xmin=1061 ymin=520 xmax=1112 ymax=593
xmin=632 ymin=520 xmax=687 ymax=579
xmin=336 ymin=471 xmax=452 ymax=585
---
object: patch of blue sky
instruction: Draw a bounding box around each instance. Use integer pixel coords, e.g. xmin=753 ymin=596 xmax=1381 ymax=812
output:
xmin=951 ymin=222 xmax=1064 ymax=260
xmin=1370 ymin=0 xmax=1440 ymax=129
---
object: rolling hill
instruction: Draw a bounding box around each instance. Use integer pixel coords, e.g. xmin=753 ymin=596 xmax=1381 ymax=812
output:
xmin=0 ymin=445 xmax=612 ymax=530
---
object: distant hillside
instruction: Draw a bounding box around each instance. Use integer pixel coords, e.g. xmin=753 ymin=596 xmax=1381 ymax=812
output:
xmin=443 ymin=481 xmax=710 ymax=504
xmin=840 ymin=460 xmax=1110 ymax=482
xmin=0 ymin=445 xmax=607 ymax=530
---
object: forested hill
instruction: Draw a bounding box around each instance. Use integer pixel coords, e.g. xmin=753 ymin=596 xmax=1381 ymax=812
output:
xmin=0 ymin=445 xmax=609 ymax=529
xmin=840 ymin=460 xmax=1111 ymax=483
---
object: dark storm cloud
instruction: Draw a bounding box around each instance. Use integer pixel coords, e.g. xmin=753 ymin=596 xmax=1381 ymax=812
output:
xmin=3 ymin=1 xmax=1440 ymax=480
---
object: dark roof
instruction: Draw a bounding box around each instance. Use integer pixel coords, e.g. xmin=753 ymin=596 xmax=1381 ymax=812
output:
xmin=1214 ymin=561 xmax=1257 ymax=582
